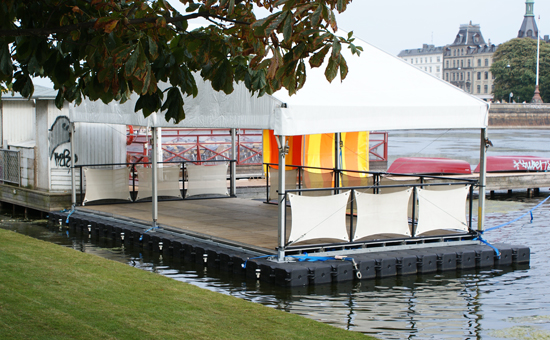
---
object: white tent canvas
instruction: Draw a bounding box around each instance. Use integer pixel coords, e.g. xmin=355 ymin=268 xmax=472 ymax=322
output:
xmin=68 ymin=32 xmax=488 ymax=135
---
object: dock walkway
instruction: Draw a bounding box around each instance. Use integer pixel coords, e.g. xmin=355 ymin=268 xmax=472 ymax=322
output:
xmin=44 ymin=194 xmax=531 ymax=287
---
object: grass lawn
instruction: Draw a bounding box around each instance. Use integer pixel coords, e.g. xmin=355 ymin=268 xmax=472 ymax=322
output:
xmin=0 ymin=228 xmax=373 ymax=340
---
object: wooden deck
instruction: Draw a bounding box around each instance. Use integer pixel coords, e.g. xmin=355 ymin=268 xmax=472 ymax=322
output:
xmin=78 ymin=198 xmax=289 ymax=253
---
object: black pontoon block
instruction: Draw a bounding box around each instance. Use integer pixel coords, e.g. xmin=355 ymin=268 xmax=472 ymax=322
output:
xmin=50 ymin=211 xmax=530 ymax=287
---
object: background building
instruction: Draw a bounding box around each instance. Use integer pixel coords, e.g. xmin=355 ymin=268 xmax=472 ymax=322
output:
xmin=442 ymin=22 xmax=496 ymax=101
xmin=397 ymin=44 xmax=444 ymax=79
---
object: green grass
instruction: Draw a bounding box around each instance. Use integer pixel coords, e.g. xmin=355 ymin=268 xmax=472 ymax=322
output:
xmin=0 ymin=229 xmax=372 ymax=340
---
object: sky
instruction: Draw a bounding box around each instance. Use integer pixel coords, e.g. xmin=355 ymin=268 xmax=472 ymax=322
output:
xmin=33 ymin=0 xmax=550 ymax=88
xmin=166 ymin=0 xmax=550 ymax=55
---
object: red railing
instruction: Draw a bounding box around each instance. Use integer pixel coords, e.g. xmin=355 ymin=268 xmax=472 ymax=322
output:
xmin=127 ymin=128 xmax=263 ymax=165
xmin=127 ymin=129 xmax=388 ymax=165
xmin=369 ymin=131 xmax=388 ymax=162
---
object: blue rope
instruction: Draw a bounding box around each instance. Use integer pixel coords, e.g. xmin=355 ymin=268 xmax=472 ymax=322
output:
xmin=476 ymin=195 xmax=550 ymax=259
xmin=65 ymin=205 xmax=75 ymax=224
xmin=241 ymin=254 xmax=357 ymax=268
xmin=241 ymin=255 xmax=272 ymax=269
xmin=484 ymin=195 xmax=550 ymax=233
xmin=473 ymin=235 xmax=501 ymax=259
xmin=139 ymin=226 xmax=160 ymax=241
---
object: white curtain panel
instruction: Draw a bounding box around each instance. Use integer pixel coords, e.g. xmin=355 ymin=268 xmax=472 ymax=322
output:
xmin=353 ymin=189 xmax=412 ymax=241
xmin=287 ymin=191 xmax=350 ymax=244
xmin=83 ymin=167 xmax=131 ymax=204
xmin=185 ymin=163 xmax=229 ymax=197
xmin=415 ymin=186 xmax=469 ymax=235
xmin=136 ymin=166 xmax=182 ymax=200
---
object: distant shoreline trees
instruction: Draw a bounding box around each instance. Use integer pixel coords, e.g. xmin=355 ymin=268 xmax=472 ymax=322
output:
xmin=491 ymin=38 xmax=550 ymax=103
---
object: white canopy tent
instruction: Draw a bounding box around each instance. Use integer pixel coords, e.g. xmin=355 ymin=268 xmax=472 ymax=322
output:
xmin=68 ymin=32 xmax=489 ymax=260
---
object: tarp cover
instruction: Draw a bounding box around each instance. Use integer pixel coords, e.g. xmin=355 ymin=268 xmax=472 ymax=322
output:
xmin=288 ymin=191 xmax=350 ymax=244
xmin=136 ymin=166 xmax=182 ymax=200
xmin=69 ymin=79 xmax=280 ymax=129
xmin=353 ymin=189 xmax=412 ymax=240
xmin=185 ymin=163 xmax=229 ymax=197
xmin=83 ymin=167 xmax=131 ymax=203
xmin=415 ymin=186 xmax=469 ymax=235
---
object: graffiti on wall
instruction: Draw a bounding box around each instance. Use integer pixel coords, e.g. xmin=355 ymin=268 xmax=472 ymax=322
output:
xmin=49 ymin=116 xmax=77 ymax=169
xmin=52 ymin=148 xmax=78 ymax=168
xmin=49 ymin=116 xmax=71 ymax=158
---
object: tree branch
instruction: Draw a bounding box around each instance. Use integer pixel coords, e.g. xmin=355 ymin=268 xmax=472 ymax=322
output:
xmin=0 ymin=12 xmax=250 ymax=37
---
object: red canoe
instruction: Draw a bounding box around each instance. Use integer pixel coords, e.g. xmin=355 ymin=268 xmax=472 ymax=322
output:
xmin=474 ymin=156 xmax=550 ymax=173
xmin=387 ymin=157 xmax=472 ymax=175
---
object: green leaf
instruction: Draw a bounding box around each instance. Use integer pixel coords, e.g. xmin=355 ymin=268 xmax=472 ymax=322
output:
xmin=265 ymin=13 xmax=286 ymax=37
xmin=161 ymin=87 xmax=185 ymax=123
xmin=54 ymin=60 xmax=70 ymax=85
xmin=311 ymin=4 xmax=322 ymax=27
xmin=13 ymin=74 xmax=34 ymax=98
xmin=331 ymin=39 xmax=341 ymax=60
xmin=211 ymin=59 xmax=232 ymax=92
xmin=339 ymin=55 xmax=348 ymax=80
xmin=274 ymin=0 xmax=291 ymax=5
xmin=124 ymin=45 xmax=140 ymax=77
xmin=186 ymin=3 xmax=201 ymax=12
xmin=0 ymin=43 xmax=13 ymax=76
xmin=324 ymin=56 xmax=338 ymax=83
xmin=15 ymin=38 xmax=32 ymax=61
xmin=309 ymin=45 xmax=330 ymax=68
xmin=55 ymin=88 xmax=64 ymax=109
xmin=337 ymin=0 xmax=346 ymax=12
xmin=135 ymin=92 xmax=161 ymax=117
xmin=148 ymin=36 xmax=159 ymax=60
xmin=27 ymin=56 xmax=41 ymax=75
xmin=283 ymin=12 xmax=292 ymax=43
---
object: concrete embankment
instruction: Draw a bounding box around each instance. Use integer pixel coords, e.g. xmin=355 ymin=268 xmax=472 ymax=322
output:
xmin=489 ymin=103 xmax=550 ymax=127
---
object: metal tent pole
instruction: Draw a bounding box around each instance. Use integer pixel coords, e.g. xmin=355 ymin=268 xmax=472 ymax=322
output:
xmin=230 ymin=128 xmax=237 ymax=196
xmin=70 ymin=122 xmax=76 ymax=207
xmin=152 ymin=126 xmax=158 ymax=228
xmin=335 ymin=132 xmax=341 ymax=189
xmin=277 ymin=135 xmax=287 ymax=262
xmin=478 ymin=128 xmax=488 ymax=232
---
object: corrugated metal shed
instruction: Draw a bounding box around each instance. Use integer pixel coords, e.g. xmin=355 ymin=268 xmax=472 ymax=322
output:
xmin=2 ymin=100 xmax=35 ymax=145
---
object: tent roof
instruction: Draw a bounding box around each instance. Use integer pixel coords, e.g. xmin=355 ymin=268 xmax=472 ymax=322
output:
xmin=68 ymin=32 xmax=488 ymax=135
xmin=271 ymin=33 xmax=489 ymax=135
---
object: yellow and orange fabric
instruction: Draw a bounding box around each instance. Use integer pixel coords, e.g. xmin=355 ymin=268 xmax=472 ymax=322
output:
xmin=262 ymin=130 xmax=369 ymax=183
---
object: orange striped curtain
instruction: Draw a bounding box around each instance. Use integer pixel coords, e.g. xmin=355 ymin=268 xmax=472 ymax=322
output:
xmin=263 ymin=130 xmax=369 ymax=175
xmin=262 ymin=130 xmax=303 ymax=172
xmin=341 ymin=131 xmax=369 ymax=173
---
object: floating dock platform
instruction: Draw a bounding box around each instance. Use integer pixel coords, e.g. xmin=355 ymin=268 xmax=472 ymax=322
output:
xmin=46 ymin=198 xmax=530 ymax=287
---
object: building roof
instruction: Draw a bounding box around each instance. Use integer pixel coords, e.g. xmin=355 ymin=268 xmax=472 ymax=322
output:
xmin=451 ymin=22 xmax=486 ymax=46
xmin=398 ymin=44 xmax=445 ymax=57
xmin=2 ymin=85 xmax=57 ymax=100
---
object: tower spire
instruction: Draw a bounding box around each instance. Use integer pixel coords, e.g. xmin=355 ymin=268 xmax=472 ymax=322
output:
xmin=518 ymin=0 xmax=538 ymax=39
xmin=525 ymin=0 xmax=534 ymax=17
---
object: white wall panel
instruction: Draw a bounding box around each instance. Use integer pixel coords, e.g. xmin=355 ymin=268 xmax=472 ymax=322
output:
xmin=3 ymin=101 xmax=35 ymax=145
